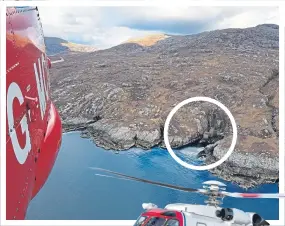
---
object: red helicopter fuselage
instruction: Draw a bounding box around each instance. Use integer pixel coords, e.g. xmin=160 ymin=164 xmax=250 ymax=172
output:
xmin=6 ymin=6 xmax=62 ymax=220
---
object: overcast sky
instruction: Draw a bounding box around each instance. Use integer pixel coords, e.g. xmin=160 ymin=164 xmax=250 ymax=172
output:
xmin=38 ymin=6 xmax=278 ymax=49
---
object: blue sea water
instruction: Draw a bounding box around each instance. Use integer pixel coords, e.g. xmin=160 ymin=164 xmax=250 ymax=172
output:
xmin=26 ymin=132 xmax=279 ymax=220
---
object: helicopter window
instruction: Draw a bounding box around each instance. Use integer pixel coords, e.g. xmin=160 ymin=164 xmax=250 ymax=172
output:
xmin=165 ymin=219 xmax=179 ymax=226
xmin=145 ymin=217 xmax=166 ymax=226
xmin=161 ymin=211 xmax=176 ymax=217
xmin=134 ymin=216 xmax=148 ymax=226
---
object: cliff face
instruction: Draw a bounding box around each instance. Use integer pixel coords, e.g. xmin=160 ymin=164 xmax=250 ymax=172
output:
xmin=50 ymin=24 xmax=279 ymax=188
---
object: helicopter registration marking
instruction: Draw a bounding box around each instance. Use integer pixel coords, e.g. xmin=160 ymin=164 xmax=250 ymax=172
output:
xmin=34 ymin=54 xmax=49 ymax=120
xmin=7 ymin=54 xmax=48 ymax=165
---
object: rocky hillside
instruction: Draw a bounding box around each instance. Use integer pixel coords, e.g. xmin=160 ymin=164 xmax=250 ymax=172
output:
xmin=49 ymin=24 xmax=279 ymax=188
xmin=45 ymin=37 xmax=97 ymax=55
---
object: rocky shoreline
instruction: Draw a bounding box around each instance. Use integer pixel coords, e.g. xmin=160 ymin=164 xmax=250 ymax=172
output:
xmin=203 ymin=136 xmax=278 ymax=188
xmin=62 ymin=113 xmax=278 ymax=189
xmin=51 ymin=24 xmax=279 ymax=188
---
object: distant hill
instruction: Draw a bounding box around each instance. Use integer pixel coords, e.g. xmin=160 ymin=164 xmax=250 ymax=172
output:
xmin=44 ymin=37 xmax=97 ymax=55
xmin=124 ymin=34 xmax=170 ymax=46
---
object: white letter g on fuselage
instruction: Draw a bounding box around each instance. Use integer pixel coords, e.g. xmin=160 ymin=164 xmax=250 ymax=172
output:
xmin=7 ymin=82 xmax=31 ymax=164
